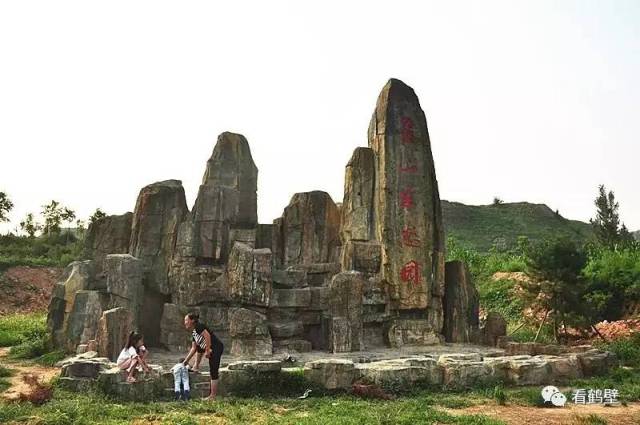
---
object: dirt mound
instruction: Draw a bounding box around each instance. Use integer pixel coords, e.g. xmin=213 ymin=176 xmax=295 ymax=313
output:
xmin=0 ymin=266 xmax=64 ymax=315
xmin=492 ymin=271 xmax=532 ymax=284
xmin=593 ymin=319 xmax=640 ymax=341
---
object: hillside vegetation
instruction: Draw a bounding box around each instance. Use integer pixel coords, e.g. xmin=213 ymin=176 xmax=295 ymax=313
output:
xmin=442 ymin=200 xmax=594 ymax=252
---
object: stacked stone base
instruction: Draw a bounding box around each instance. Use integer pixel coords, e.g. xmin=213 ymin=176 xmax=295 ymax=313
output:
xmin=56 ymin=345 xmax=617 ymax=401
xmin=304 ymin=348 xmax=616 ymax=390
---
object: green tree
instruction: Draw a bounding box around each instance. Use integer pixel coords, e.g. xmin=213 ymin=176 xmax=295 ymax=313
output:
xmin=0 ymin=191 xmax=14 ymax=223
xmin=590 ymin=185 xmax=632 ymax=248
xmin=41 ymin=201 xmax=74 ymax=236
xmin=521 ymin=237 xmax=588 ymax=342
xmin=492 ymin=196 xmax=504 ymax=206
xmin=19 ymin=213 xmax=42 ymax=238
xmin=41 ymin=200 xmax=63 ymax=235
xmin=89 ymin=208 xmax=106 ymax=225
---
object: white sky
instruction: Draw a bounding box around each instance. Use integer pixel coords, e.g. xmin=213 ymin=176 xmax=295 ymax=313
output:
xmin=1 ymin=1 xmax=638 ymax=233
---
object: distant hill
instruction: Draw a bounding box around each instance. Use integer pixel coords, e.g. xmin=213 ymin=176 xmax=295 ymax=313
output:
xmin=442 ymin=200 xmax=594 ymax=252
xmin=633 ymin=230 xmax=640 ymax=241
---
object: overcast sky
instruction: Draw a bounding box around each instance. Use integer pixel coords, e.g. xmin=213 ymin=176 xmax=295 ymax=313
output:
xmin=1 ymin=1 xmax=638 ymax=234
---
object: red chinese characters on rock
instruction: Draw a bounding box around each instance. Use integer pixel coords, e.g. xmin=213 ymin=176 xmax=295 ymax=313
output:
xmin=400 ymin=116 xmax=414 ymax=144
xmin=401 ymin=225 xmax=421 ymax=247
xmin=400 ymin=260 xmax=421 ymax=285
xmin=399 ymin=163 xmax=417 ymax=174
xmin=399 ymin=187 xmax=414 ymax=209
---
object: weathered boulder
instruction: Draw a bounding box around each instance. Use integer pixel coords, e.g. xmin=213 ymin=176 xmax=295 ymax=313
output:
xmin=507 ymin=357 xmax=551 ymax=386
xmin=303 ymin=359 xmax=355 ymax=390
xmin=385 ymin=319 xmax=441 ymax=348
xmin=368 ymin=78 xmax=445 ymax=322
xmin=328 ymin=271 xmax=364 ymax=352
xmin=340 ymin=241 xmax=382 ymax=275
xmin=442 ymin=361 xmax=494 ymax=388
xmin=103 ymin=254 xmax=143 ymax=326
xmin=159 ymin=303 xmax=190 ymax=350
xmin=229 ymin=308 xmax=272 ymax=357
xmin=47 ymin=281 xmax=67 ymax=348
xmin=268 ymin=322 xmax=303 ymax=339
xmin=341 ymin=147 xmax=376 ymax=243
xmin=271 ymin=268 xmax=308 ymax=288
xmin=385 ymin=319 xmax=442 ymax=347
xmin=443 ymin=261 xmax=479 ymax=343
xmin=225 ymin=242 xmax=272 ymax=306
xmin=82 ymin=213 xmax=133 ymax=275
xmin=96 ymin=307 xmax=134 ymax=362
xmin=129 ymin=180 xmax=188 ymax=295
xmin=270 ymin=288 xmax=311 ymax=308
xmin=169 ymin=264 xmax=226 ymax=306
xmin=357 ymin=357 xmax=443 ymax=386
xmin=227 ymin=360 xmax=282 ymax=372
xmin=189 ymin=132 xmax=258 ymax=264
xmin=576 ymin=350 xmax=617 ymax=376
xmin=273 ymin=191 xmax=341 ymax=267
xmin=480 ymin=312 xmax=508 ymax=346
xmin=272 ymin=339 xmax=313 ymax=353
xmin=537 ymin=355 xmax=583 ymax=381
xmin=66 ymin=290 xmax=104 ymax=350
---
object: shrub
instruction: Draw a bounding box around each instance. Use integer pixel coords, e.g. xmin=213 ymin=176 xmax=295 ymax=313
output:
xmin=595 ymin=334 xmax=640 ymax=366
xmin=582 ymin=247 xmax=640 ymax=321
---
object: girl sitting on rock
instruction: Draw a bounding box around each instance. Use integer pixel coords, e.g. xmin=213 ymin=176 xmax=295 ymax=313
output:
xmin=117 ymin=331 xmax=151 ymax=383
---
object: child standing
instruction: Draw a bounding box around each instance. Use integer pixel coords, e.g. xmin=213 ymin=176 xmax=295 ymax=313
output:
xmin=170 ymin=358 xmax=190 ymax=401
xmin=117 ymin=332 xmax=151 ymax=383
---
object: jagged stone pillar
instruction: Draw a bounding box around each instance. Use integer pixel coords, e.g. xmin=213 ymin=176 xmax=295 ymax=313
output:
xmin=190 ymin=132 xmax=258 ymax=265
xmin=368 ymin=78 xmax=445 ymax=333
xmin=443 ymin=261 xmax=479 ymax=343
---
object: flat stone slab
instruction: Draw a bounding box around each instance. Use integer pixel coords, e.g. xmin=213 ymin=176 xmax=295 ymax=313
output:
xmin=227 ymin=360 xmax=282 ymax=372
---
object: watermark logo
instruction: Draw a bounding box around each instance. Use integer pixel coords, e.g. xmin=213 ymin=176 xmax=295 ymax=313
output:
xmin=572 ymin=389 xmax=620 ymax=405
xmin=540 ymin=386 xmax=621 ymax=407
xmin=541 ymin=386 xmax=566 ymax=407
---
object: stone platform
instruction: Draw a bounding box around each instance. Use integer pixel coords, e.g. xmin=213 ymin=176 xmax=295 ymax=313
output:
xmin=56 ymin=342 xmax=617 ymax=401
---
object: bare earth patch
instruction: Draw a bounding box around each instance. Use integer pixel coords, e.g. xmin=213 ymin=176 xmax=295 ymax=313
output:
xmin=444 ymin=402 xmax=640 ymax=425
xmin=0 ymin=347 xmax=59 ymax=401
xmin=0 ymin=266 xmax=63 ymax=315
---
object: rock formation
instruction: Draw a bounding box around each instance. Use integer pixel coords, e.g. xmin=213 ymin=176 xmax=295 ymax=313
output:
xmin=49 ymin=79 xmax=490 ymax=357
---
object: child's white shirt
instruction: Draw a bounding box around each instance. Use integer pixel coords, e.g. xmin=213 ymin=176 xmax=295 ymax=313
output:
xmin=117 ymin=346 xmax=138 ymax=364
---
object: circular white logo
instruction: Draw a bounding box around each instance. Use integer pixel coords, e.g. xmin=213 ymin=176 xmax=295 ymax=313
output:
xmin=541 ymin=386 xmax=566 ymax=407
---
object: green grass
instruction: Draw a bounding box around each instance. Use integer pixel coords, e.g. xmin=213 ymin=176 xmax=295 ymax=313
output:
xmin=0 ymin=363 xmax=14 ymax=393
xmin=0 ymin=313 xmax=47 ymax=347
xmin=0 ymin=387 xmax=507 ymax=425
xmin=574 ymin=414 xmax=609 ymax=425
xmin=0 ymin=313 xmax=65 ymax=365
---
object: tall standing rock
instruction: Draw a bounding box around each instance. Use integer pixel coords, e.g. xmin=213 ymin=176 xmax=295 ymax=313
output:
xmin=82 ymin=213 xmax=133 ymax=275
xmin=443 ymin=261 xmax=479 ymax=343
xmin=273 ymin=191 xmax=341 ymax=267
xmin=129 ymin=180 xmax=189 ymax=295
xmin=368 ymin=79 xmax=445 ymax=327
xmin=341 ymin=147 xmax=376 ymax=243
xmin=190 ymin=132 xmax=258 ymax=264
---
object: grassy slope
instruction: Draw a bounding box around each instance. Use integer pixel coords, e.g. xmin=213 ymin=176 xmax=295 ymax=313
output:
xmin=442 ymin=200 xmax=593 ymax=252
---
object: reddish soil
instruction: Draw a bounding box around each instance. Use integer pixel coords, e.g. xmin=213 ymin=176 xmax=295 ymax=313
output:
xmin=445 ymin=403 xmax=640 ymax=425
xmin=0 ymin=266 xmax=63 ymax=315
xmin=0 ymin=348 xmax=59 ymax=401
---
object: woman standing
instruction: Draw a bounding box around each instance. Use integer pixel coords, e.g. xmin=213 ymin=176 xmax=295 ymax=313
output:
xmin=182 ymin=312 xmax=224 ymax=400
